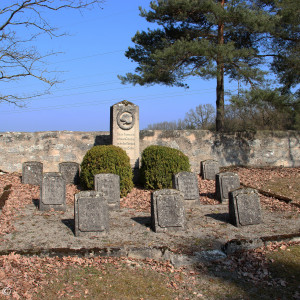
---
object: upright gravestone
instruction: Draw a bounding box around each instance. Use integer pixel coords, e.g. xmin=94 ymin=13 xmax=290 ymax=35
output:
xmin=216 ymin=172 xmax=240 ymax=204
xmin=59 ymin=162 xmax=80 ymax=184
xmin=151 ymin=189 xmax=185 ymax=233
xmin=229 ymin=188 xmax=262 ymax=227
xmin=74 ymin=191 xmax=109 ymax=237
xmin=94 ymin=173 xmax=120 ymax=210
xmin=110 ymin=100 xmax=139 ymax=176
xmin=200 ymin=160 xmax=220 ymax=180
xmin=40 ymin=172 xmax=66 ymax=211
xmin=22 ymin=161 xmax=43 ymax=185
xmin=172 ymin=172 xmax=199 ymax=205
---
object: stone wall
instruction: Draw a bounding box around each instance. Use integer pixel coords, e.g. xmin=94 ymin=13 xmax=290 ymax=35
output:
xmin=0 ymin=130 xmax=299 ymax=173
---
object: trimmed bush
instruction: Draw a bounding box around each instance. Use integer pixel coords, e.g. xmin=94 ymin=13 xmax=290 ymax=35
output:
xmin=140 ymin=145 xmax=190 ymax=189
xmin=80 ymin=145 xmax=133 ymax=197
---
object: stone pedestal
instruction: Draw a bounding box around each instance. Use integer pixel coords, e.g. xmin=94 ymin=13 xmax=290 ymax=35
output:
xmin=110 ymin=101 xmax=140 ymax=176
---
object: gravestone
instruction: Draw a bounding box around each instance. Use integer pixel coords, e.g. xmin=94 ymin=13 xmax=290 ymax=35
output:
xmin=200 ymin=160 xmax=220 ymax=180
xmin=40 ymin=172 xmax=66 ymax=211
xmin=22 ymin=161 xmax=43 ymax=185
xmin=59 ymin=162 xmax=80 ymax=184
xmin=151 ymin=189 xmax=185 ymax=233
xmin=229 ymin=188 xmax=262 ymax=227
xmin=74 ymin=191 xmax=109 ymax=237
xmin=94 ymin=173 xmax=120 ymax=210
xmin=110 ymin=100 xmax=139 ymax=178
xmin=172 ymin=172 xmax=199 ymax=205
xmin=216 ymin=172 xmax=240 ymax=204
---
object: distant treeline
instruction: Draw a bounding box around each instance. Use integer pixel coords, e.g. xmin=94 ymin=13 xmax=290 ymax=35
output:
xmin=145 ymin=89 xmax=300 ymax=131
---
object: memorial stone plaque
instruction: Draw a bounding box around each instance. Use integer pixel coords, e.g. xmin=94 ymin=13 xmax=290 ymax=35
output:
xmin=22 ymin=161 xmax=43 ymax=185
xmin=40 ymin=172 xmax=66 ymax=211
xmin=200 ymin=160 xmax=220 ymax=180
xmin=59 ymin=162 xmax=80 ymax=184
xmin=74 ymin=191 xmax=109 ymax=237
xmin=229 ymin=188 xmax=262 ymax=227
xmin=172 ymin=172 xmax=199 ymax=204
xmin=216 ymin=172 xmax=240 ymax=204
xmin=110 ymin=100 xmax=140 ymax=170
xmin=151 ymin=189 xmax=185 ymax=233
xmin=94 ymin=173 xmax=120 ymax=210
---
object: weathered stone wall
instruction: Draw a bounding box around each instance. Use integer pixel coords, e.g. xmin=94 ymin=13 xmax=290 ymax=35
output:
xmin=0 ymin=130 xmax=299 ymax=173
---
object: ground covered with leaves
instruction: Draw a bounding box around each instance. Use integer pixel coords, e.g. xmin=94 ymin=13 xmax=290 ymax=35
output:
xmin=0 ymin=167 xmax=299 ymax=299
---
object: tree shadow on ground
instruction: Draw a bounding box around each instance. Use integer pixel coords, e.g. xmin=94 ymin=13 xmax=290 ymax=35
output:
xmin=131 ymin=216 xmax=151 ymax=228
xmin=205 ymin=212 xmax=229 ymax=222
xmin=62 ymin=219 xmax=75 ymax=235
xmin=32 ymin=199 xmax=39 ymax=208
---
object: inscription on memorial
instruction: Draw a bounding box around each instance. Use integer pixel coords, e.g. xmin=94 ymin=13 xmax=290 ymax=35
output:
xmin=78 ymin=198 xmax=106 ymax=231
xmin=110 ymin=100 xmax=140 ymax=170
xmin=74 ymin=191 xmax=109 ymax=237
xmin=94 ymin=173 xmax=120 ymax=210
xmin=216 ymin=172 xmax=240 ymax=203
xmin=151 ymin=189 xmax=185 ymax=232
xmin=229 ymin=188 xmax=262 ymax=227
xmin=40 ymin=172 xmax=66 ymax=211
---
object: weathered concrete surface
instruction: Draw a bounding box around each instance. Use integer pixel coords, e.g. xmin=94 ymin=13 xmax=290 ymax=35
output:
xmin=0 ymin=130 xmax=299 ymax=173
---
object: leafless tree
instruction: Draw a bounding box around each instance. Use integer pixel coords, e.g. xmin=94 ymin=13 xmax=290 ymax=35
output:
xmin=184 ymin=104 xmax=216 ymax=129
xmin=0 ymin=0 xmax=104 ymax=106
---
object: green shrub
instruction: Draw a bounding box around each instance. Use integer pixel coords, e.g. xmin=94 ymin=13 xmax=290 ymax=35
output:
xmin=80 ymin=145 xmax=133 ymax=197
xmin=140 ymin=145 xmax=190 ymax=189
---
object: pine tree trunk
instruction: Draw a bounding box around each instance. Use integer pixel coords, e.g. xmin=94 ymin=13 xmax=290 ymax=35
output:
xmin=216 ymin=0 xmax=225 ymax=132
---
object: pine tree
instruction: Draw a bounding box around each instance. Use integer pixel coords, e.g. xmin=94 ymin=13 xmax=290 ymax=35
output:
xmin=268 ymin=0 xmax=300 ymax=95
xmin=118 ymin=0 xmax=276 ymax=131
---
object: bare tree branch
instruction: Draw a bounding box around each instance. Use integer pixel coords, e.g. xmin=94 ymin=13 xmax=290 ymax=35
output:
xmin=0 ymin=0 xmax=104 ymax=106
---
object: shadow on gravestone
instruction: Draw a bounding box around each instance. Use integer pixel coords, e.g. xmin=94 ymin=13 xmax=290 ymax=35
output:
xmin=216 ymin=172 xmax=240 ymax=204
xmin=200 ymin=160 xmax=220 ymax=180
xmin=59 ymin=162 xmax=80 ymax=185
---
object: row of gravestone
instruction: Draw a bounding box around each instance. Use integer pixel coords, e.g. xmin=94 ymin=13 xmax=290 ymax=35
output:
xmin=21 ymin=160 xmax=262 ymax=235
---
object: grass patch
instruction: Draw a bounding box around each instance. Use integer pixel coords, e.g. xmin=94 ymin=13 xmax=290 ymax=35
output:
xmin=266 ymin=245 xmax=300 ymax=298
xmin=34 ymin=261 xmax=179 ymax=300
xmin=263 ymin=177 xmax=300 ymax=203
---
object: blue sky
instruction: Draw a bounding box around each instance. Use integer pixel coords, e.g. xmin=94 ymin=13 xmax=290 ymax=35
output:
xmin=0 ymin=0 xmax=238 ymax=132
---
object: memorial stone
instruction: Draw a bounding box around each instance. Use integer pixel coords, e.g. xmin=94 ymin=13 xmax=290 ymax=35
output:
xmin=94 ymin=173 xmax=120 ymax=210
xmin=59 ymin=162 xmax=80 ymax=184
xmin=40 ymin=172 xmax=66 ymax=211
xmin=74 ymin=191 xmax=109 ymax=237
xmin=172 ymin=172 xmax=199 ymax=205
xmin=22 ymin=161 xmax=43 ymax=185
xmin=229 ymin=188 xmax=262 ymax=227
xmin=151 ymin=189 xmax=185 ymax=233
xmin=216 ymin=172 xmax=240 ymax=204
xmin=201 ymin=160 xmax=220 ymax=180
xmin=110 ymin=100 xmax=140 ymax=174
